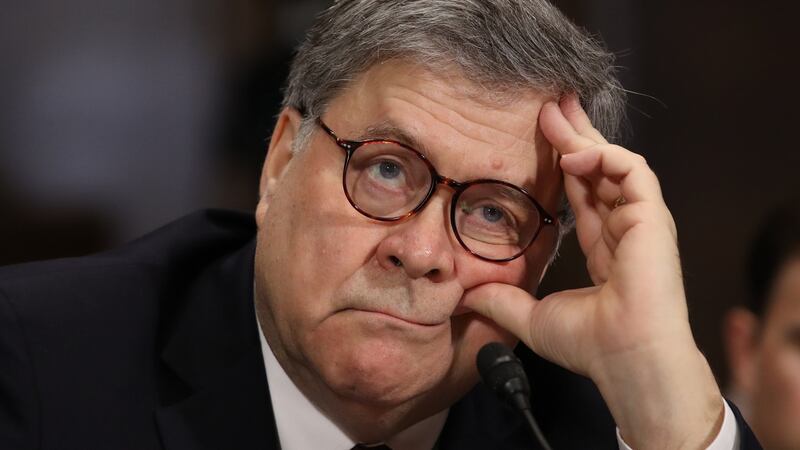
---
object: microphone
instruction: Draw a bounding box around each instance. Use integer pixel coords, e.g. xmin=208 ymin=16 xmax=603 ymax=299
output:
xmin=477 ymin=342 xmax=553 ymax=450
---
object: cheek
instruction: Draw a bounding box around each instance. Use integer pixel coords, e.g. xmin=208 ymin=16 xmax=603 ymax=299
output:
xmin=763 ymin=348 xmax=800 ymax=411
xmin=751 ymin=343 xmax=800 ymax=442
xmin=269 ymin=151 xmax=379 ymax=271
xmin=264 ymin=216 xmax=382 ymax=313
xmin=258 ymin=156 xmax=390 ymax=344
xmin=453 ymin=245 xmax=548 ymax=302
xmin=455 ymin=252 xmax=532 ymax=291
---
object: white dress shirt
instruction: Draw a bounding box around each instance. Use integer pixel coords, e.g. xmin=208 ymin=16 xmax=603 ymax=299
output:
xmin=615 ymin=401 xmax=739 ymax=450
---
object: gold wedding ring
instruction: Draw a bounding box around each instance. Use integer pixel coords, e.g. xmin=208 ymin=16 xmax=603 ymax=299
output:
xmin=613 ymin=195 xmax=627 ymax=209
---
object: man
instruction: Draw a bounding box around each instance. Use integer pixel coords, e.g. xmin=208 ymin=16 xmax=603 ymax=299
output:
xmin=0 ymin=0 xmax=759 ymax=449
xmin=724 ymin=202 xmax=800 ymax=450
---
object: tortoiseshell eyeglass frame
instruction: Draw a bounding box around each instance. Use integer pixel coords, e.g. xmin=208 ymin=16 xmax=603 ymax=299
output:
xmin=316 ymin=118 xmax=556 ymax=262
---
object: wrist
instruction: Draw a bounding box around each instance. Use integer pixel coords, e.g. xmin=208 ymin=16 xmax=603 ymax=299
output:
xmin=592 ymin=342 xmax=724 ymax=449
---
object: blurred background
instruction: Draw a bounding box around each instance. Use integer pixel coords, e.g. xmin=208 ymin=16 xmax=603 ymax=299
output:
xmin=1 ymin=0 xmax=798 ymax=387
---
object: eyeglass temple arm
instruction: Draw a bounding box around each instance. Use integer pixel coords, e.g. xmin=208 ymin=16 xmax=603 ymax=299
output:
xmin=316 ymin=118 xmax=360 ymax=151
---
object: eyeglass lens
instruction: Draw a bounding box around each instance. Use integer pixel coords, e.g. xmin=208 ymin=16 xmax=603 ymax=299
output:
xmin=343 ymin=141 xmax=542 ymax=260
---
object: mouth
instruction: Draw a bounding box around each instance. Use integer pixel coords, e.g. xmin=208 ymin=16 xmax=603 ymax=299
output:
xmin=344 ymin=308 xmax=446 ymax=328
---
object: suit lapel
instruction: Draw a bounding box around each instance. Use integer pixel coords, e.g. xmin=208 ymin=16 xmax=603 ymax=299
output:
xmin=155 ymin=239 xmax=280 ymax=450
xmin=155 ymin=342 xmax=280 ymax=450
xmin=436 ymin=383 xmax=529 ymax=450
xmin=727 ymin=399 xmax=763 ymax=449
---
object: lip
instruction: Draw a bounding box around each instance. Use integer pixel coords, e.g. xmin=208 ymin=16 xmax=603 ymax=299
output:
xmin=345 ymin=308 xmax=446 ymax=328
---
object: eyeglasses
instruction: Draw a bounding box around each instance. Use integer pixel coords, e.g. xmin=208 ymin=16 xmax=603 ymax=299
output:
xmin=317 ymin=119 xmax=556 ymax=262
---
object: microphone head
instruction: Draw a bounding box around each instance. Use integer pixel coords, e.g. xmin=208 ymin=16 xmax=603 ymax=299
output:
xmin=477 ymin=342 xmax=531 ymax=410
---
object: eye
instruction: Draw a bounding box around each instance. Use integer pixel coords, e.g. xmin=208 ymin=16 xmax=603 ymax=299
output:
xmin=377 ymin=160 xmax=401 ymax=179
xmin=460 ymin=201 xmax=516 ymax=229
xmin=461 ymin=201 xmax=513 ymax=226
xmin=453 ymin=182 xmax=537 ymax=251
xmin=457 ymin=200 xmax=520 ymax=245
xmin=481 ymin=206 xmax=504 ymax=223
xmin=364 ymin=157 xmax=410 ymax=189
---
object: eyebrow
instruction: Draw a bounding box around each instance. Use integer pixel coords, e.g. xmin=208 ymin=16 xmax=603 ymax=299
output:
xmin=355 ymin=121 xmax=430 ymax=155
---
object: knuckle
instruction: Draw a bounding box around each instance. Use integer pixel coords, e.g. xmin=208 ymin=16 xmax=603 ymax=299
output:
xmin=610 ymin=201 xmax=676 ymax=236
xmin=608 ymin=144 xmax=648 ymax=166
xmin=629 ymin=152 xmax=648 ymax=167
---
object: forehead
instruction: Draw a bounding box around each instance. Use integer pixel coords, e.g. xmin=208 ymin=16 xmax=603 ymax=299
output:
xmin=323 ymin=60 xmax=560 ymax=193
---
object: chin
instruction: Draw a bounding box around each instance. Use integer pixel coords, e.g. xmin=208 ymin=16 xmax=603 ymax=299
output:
xmin=311 ymin=334 xmax=454 ymax=407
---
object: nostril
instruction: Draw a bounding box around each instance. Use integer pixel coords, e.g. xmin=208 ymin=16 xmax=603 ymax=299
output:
xmin=389 ymin=256 xmax=403 ymax=267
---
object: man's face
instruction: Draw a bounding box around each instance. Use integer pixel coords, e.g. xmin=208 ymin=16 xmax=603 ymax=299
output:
xmin=254 ymin=61 xmax=561 ymax=420
xmin=750 ymin=257 xmax=800 ymax=449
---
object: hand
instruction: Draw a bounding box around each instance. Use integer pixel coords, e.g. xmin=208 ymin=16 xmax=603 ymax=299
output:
xmin=462 ymin=95 xmax=724 ymax=449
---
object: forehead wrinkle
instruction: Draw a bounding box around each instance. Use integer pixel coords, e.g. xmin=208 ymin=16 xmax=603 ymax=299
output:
xmin=352 ymin=60 xmax=546 ymax=149
xmin=383 ymin=83 xmax=542 ymax=155
xmin=383 ymin=95 xmax=541 ymax=189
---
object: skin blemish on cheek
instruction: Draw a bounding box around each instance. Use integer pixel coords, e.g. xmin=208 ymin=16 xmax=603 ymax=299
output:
xmin=490 ymin=158 xmax=504 ymax=171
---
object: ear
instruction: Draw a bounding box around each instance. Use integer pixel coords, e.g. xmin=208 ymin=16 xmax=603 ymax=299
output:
xmin=256 ymin=107 xmax=304 ymax=227
xmin=722 ymin=307 xmax=760 ymax=394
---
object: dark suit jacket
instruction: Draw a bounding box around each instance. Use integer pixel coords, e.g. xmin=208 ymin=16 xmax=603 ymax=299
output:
xmin=0 ymin=210 xmax=761 ymax=449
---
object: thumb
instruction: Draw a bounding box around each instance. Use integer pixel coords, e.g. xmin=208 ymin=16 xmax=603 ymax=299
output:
xmin=461 ymin=283 xmax=538 ymax=348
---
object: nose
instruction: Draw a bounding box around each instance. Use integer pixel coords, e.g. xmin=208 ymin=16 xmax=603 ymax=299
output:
xmin=375 ymin=194 xmax=456 ymax=281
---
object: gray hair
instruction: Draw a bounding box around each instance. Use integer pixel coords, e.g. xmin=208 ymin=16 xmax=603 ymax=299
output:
xmin=282 ymin=0 xmax=627 ymax=246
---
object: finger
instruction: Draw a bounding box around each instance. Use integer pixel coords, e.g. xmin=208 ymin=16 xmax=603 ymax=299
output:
xmin=563 ymin=171 xmax=604 ymax=253
xmin=604 ymin=201 xmax=678 ymax=248
xmin=617 ymin=160 xmax=663 ymax=206
xmin=596 ymin=177 xmax=624 ymax=210
xmin=465 ymin=283 xmax=604 ymax=375
xmin=602 ymin=203 xmax=643 ymax=251
xmin=539 ymin=101 xmax=597 ymax=155
xmin=562 ymin=158 xmax=626 ymax=211
xmin=586 ymin=239 xmax=613 ymax=285
xmin=560 ymin=146 xmax=663 ymax=204
xmin=461 ymin=283 xmax=537 ymax=347
xmin=543 ymin=104 xmax=659 ymax=203
xmin=564 ymin=171 xmax=617 ymax=285
xmin=560 ymin=151 xmax=623 ymax=211
xmin=559 ymin=94 xmax=608 ymax=144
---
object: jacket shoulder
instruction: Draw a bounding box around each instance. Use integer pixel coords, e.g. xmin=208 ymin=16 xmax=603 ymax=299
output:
xmin=0 ymin=207 xmax=256 ymax=345
xmin=0 ymin=209 xmax=256 ymax=308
